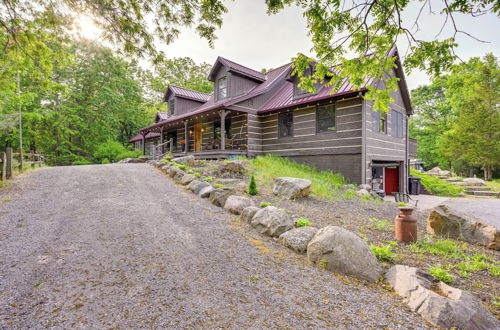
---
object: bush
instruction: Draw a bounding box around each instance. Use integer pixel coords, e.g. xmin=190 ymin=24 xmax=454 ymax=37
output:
xmin=260 ymin=202 xmax=271 ymax=207
xmin=296 ymin=217 xmax=312 ymax=227
xmin=248 ymin=175 xmax=258 ymax=195
xmin=72 ymin=159 xmax=93 ymax=166
xmin=370 ymin=244 xmax=397 ymax=262
xmin=93 ymin=141 xmax=129 ymax=163
xmin=428 ymin=265 xmax=454 ymax=283
xmin=101 ymin=158 xmax=110 ymax=164
xmin=410 ymin=168 xmax=463 ymax=197
xmin=117 ymin=149 xmax=142 ymax=161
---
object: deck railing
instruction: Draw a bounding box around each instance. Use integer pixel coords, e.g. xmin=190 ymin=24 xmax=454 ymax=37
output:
xmin=0 ymin=148 xmax=45 ymax=181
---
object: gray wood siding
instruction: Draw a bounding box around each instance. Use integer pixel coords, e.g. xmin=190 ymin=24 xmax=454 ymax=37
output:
xmin=214 ymin=65 xmax=230 ymax=102
xmin=230 ymin=73 xmax=259 ymax=98
xmin=289 ymin=154 xmax=362 ymax=184
xmin=166 ymin=94 xmax=203 ymax=117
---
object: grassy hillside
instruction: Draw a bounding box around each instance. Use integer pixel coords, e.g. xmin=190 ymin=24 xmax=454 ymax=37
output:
xmin=410 ymin=168 xmax=463 ymax=197
xmin=245 ymin=155 xmax=346 ymax=199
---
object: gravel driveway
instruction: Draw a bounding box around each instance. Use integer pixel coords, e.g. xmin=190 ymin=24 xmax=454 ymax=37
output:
xmin=0 ymin=164 xmax=428 ymax=329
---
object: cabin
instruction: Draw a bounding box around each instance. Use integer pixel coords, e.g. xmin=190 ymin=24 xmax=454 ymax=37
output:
xmin=133 ymin=48 xmax=413 ymax=195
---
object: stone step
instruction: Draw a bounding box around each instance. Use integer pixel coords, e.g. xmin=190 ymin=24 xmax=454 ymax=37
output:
xmin=464 ymin=186 xmax=493 ymax=191
xmin=466 ymin=191 xmax=499 ymax=197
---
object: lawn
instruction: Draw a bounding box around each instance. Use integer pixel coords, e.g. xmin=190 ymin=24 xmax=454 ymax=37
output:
xmin=410 ymin=168 xmax=463 ymax=197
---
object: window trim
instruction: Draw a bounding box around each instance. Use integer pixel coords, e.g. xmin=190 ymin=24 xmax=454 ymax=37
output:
xmin=168 ymin=99 xmax=175 ymax=116
xmin=374 ymin=109 xmax=387 ymax=134
xmin=391 ymin=109 xmax=404 ymax=138
xmin=217 ymin=76 xmax=228 ymax=100
xmin=316 ymin=103 xmax=336 ymax=133
xmin=278 ymin=111 xmax=294 ymax=138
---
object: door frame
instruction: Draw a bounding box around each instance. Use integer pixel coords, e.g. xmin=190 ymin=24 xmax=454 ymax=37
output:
xmin=194 ymin=123 xmax=203 ymax=152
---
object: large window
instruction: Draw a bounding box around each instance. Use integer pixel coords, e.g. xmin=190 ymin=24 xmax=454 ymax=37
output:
xmin=213 ymin=118 xmax=232 ymax=139
xmin=217 ymin=76 xmax=228 ymax=100
xmin=278 ymin=112 xmax=293 ymax=137
xmin=168 ymin=99 xmax=175 ymax=116
xmin=316 ymin=104 xmax=336 ymax=132
xmin=391 ymin=110 xmax=404 ymax=137
xmin=373 ymin=109 xmax=387 ymax=133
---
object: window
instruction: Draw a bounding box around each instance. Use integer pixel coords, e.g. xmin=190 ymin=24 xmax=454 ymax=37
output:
xmin=213 ymin=118 xmax=232 ymax=139
xmin=373 ymin=109 xmax=387 ymax=133
xmin=166 ymin=131 xmax=177 ymax=148
xmin=391 ymin=110 xmax=404 ymax=137
xmin=168 ymin=99 xmax=175 ymax=116
xmin=278 ymin=112 xmax=293 ymax=137
xmin=294 ymin=67 xmax=313 ymax=97
xmin=316 ymin=104 xmax=336 ymax=132
xmin=217 ymin=76 xmax=228 ymax=100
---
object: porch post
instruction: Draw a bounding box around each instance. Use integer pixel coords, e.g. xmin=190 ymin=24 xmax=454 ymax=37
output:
xmin=219 ymin=110 xmax=228 ymax=150
xmin=141 ymin=133 xmax=146 ymax=155
xmin=184 ymin=120 xmax=189 ymax=154
xmin=160 ymin=127 xmax=164 ymax=154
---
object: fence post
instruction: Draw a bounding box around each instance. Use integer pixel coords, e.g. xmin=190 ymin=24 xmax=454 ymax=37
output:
xmin=6 ymin=148 xmax=12 ymax=179
xmin=0 ymin=152 xmax=5 ymax=181
xmin=18 ymin=149 xmax=23 ymax=173
xmin=31 ymin=152 xmax=35 ymax=169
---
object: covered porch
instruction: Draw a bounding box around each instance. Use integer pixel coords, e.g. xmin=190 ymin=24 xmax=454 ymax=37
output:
xmin=140 ymin=109 xmax=249 ymax=160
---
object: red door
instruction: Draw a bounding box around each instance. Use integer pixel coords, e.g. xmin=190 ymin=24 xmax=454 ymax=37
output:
xmin=384 ymin=167 xmax=399 ymax=195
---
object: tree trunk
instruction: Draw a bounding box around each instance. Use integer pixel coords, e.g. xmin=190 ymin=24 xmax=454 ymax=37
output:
xmin=483 ymin=165 xmax=492 ymax=181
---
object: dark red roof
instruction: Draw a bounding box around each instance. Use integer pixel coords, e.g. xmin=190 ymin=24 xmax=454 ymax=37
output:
xmin=164 ymin=85 xmax=211 ymax=103
xmin=208 ymin=56 xmax=266 ymax=82
xmin=128 ymin=132 xmax=160 ymax=143
xmin=156 ymin=112 xmax=169 ymax=121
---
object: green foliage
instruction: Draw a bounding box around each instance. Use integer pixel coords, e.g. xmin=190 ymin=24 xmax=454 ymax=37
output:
xmin=409 ymin=237 xmax=465 ymax=259
xmin=187 ymin=169 xmax=193 ymax=174
xmin=101 ymin=158 xmax=110 ymax=164
xmin=72 ymin=159 xmax=93 ymax=166
xmin=343 ymin=189 xmax=356 ymax=199
xmin=260 ymin=202 xmax=271 ymax=208
xmin=204 ymin=177 xmax=214 ymax=182
xmin=370 ymin=244 xmax=397 ymax=263
xmin=178 ymin=164 xmax=187 ymax=171
xmin=194 ymin=172 xmax=201 ymax=178
xmin=361 ymin=194 xmax=372 ymax=201
xmin=369 ymin=217 xmax=392 ymax=232
xmin=213 ymin=183 xmax=224 ymax=189
xmin=162 ymin=153 xmax=174 ymax=161
xmin=489 ymin=265 xmax=500 ymax=277
xmin=248 ymin=175 xmax=259 ymax=196
xmin=319 ymin=259 xmax=328 ymax=269
xmin=247 ymin=156 xmax=345 ymax=200
xmin=428 ymin=265 xmax=454 ymax=283
xmin=410 ymin=168 xmax=463 ymax=196
xmin=117 ymin=149 xmax=143 ymax=160
xmin=296 ymin=217 xmax=311 ymax=227
xmin=93 ymin=141 xmax=129 ymax=163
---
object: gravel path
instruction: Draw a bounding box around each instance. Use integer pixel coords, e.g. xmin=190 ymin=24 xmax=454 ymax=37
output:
xmin=0 ymin=164 xmax=428 ymax=329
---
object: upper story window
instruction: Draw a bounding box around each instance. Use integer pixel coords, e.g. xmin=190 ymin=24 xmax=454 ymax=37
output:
xmin=316 ymin=103 xmax=336 ymax=132
xmin=278 ymin=112 xmax=294 ymax=137
xmin=217 ymin=76 xmax=228 ymax=100
xmin=373 ymin=109 xmax=387 ymax=134
xmin=294 ymin=67 xmax=313 ymax=98
xmin=391 ymin=110 xmax=404 ymax=137
xmin=168 ymin=99 xmax=175 ymax=116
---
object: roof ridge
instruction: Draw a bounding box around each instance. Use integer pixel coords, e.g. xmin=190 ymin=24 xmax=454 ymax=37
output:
xmin=218 ymin=56 xmax=266 ymax=78
xmin=170 ymin=84 xmax=211 ymax=96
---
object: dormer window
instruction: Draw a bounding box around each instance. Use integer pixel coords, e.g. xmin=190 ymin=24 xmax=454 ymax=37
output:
xmin=218 ymin=76 xmax=228 ymax=100
xmin=293 ymin=67 xmax=313 ymax=98
xmin=168 ymin=99 xmax=175 ymax=116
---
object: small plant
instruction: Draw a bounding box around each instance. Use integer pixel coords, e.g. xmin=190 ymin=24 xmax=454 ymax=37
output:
xmin=260 ymin=202 xmax=271 ymax=208
xmin=409 ymin=237 xmax=464 ymax=259
xmin=343 ymin=189 xmax=356 ymax=199
xmin=205 ymin=177 xmax=214 ymax=182
xmin=187 ymin=169 xmax=193 ymax=174
xmin=162 ymin=152 xmax=173 ymax=161
xmin=488 ymin=265 xmax=500 ymax=277
xmin=361 ymin=194 xmax=372 ymax=201
xmin=214 ymin=183 xmax=224 ymax=189
xmin=248 ymin=175 xmax=259 ymax=196
xmin=249 ymin=275 xmax=260 ymax=281
xmin=296 ymin=217 xmax=312 ymax=227
xmin=397 ymin=202 xmax=408 ymax=207
xmin=319 ymin=259 xmax=329 ymax=269
xmin=34 ymin=282 xmax=43 ymax=288
xmin=369 ymin=217 xmax=392 ymax=231
xmin=370 ymin=244 xmax=397 ymax=262
xmin=428 ymin=265 xmax=454 ymax=283
xmin=194 ymin=172 xmax=201 ymax=178
xmin=178 ymin=164 xmax=187 ymax=171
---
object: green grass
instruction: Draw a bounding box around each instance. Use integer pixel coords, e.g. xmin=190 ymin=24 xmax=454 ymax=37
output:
xmin=428 ymin=265 xmax=454 ymax=283
xmin=484 ymin=179 xmax=500 ymax=192
xmin=409 ymin=237 xmax=465 ymax=259
xmin=296 ymin=217 xmax=312 ymax=227
xmin=245 ymin=155 xmax=346 ymax=199
xmin=410 ymin=168 xmax=463 ymax=197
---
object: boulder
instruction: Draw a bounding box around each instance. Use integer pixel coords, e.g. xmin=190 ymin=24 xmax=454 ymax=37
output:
xmin=199 ymin=186 xmax=214 ymax=198
xmin=439 ymin=170 xmax=451 ymax=176
xmin=307 ymin=226 xmax=381 ymax=282
xmin=180 ymin=174 xmax=196 ymax=186
xmin=171 ymin=155 xmax=195 ymax=164
xmin=358 ymin=184 xmax=372 ymax=192
xmin=208 ymin=188 xmax=235 ymax=207
xmin=168 ymin=166 xmax=184 ymax=178
xmin=272 ymin=177 xmax=312 ymax=199
xmin=222 ymin=160 xmax=250 ymax=174
xmin=188 ymin=180 xmax=211 ymax=194
xmin=385 ymin=265 xmax=499 ymax=329
xmin=159 ymin=164 xmax=170 ymax=173
xmin=427 ymin=200 xmax=499 ymax=250
xmin=240 ymin=206 xmax=260 ymax=222
xmin=224 ymin=196 xmax=255 ymax=215
xmin=279 ymin=227 xmax=318 ymax=253
xmin=119 ymin=158 xmax=146 ymax=163
xmin=426 ymin=167 xmax=443 ymax=175
xmin=250 ymin=206 xmax=294 ymax=237
xmin=151 ymin=160 xmax=163 ymax=168
xmin=463 ymin=177 xmax=485 ymax=186
xmin=356 ymin=189 xmax=370 ymax=196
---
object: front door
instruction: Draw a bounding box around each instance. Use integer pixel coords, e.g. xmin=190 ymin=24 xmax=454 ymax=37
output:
xmin=384 ymin=167 xmax=399 ymax=195
xmin=194 ymin=123 xmax=203 ymax=152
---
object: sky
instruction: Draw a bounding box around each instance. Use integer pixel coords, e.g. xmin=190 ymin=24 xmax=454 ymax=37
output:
xmin=76 ymin=0 xmax=500 ymax=90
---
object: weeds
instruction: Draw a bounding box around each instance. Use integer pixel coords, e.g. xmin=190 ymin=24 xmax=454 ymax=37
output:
xmin=260 ymin=202 xmax=271 ymax=208
xmin=428 ymin=265 xmax=454 ymax=283
xmin=213 ymin=183 xmax=224 ymax=189
xmin=370 ymin=244 xmax=397 ymax=262
xmin=369 ymin=217 xmax=392 ymax=232
xmin=205 ymin=177 xmax=214 ymax=182
xmin=343 ymin=189 xmax=356 ymax=199
xmin=296 ymin=217 xmax=312 ymax=227
xmin=408 ymin=237 xmax=465 ymax=259
xmin=194 ymin=172 xmax=201 ymax=178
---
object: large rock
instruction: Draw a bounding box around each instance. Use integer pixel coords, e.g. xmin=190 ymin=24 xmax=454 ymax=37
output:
xmin=180 ymin=174 xmax=196 ymax=185
xmin=307 ymin=226 xmax=381 ymax=282
xmin=463 ymin=177 xmax=485 ymax=186
xmin=171 ymin=155 xmax=195 ymax=164
xmin=356 ymin=189 xmax=370 ymax=196
xmin=427 ymin=199 xmax=500 ymax=250
xmin=250 ymin=206 xmax=294 ymax=237
xmin=224 ymin=196 xmax=255 ymax=215
xmin=173 ymin=171 xmax=187 ymax=184
xmin=426 ymin=167 xmax=443 ymax=175
xmin=240 ymin=206 xmax=260 ymax=222
xmin=199 ymin=186 xmax=214 ymax=198
xmin=119 ymin=158 xmax=146 ymax=163
xmin=385 ymin=265 xmax=499 ymax=329
xmin=188 ymin=180 xmax=210 ymax=194
xmin=168 ymin=166 xmax=184 ymax=178
xmin=272 ymin=177 xmax=312 ymax=199
xmin=358 ymin=184 xmax=372 ymax=192
xmin=222 ymin=160 xmax=250 ymax=174
xmin=208 ymin=188 xmax=235 ymax=207
xmin=279 ymin=227 xmax=318 ymax=253
xmin=159 ymin=164 xmax=170 ymax=173
xmin=151 ymin=160 xmax=163 ymax=168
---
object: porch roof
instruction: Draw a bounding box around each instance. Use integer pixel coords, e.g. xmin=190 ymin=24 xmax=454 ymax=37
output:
xmin=128 ymin=132 xmax=160 ymax=143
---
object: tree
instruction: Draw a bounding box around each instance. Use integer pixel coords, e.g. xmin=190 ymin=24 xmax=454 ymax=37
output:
xmin=440 ymin=54 xmax=499 ymax=180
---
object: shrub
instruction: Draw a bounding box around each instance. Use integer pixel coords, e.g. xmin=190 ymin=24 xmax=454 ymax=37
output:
xmin=117 ymin=149 xmax=142 ymax=161
xmin=370 ymin=244 xmax=397 ymax=262
xmin=194 ymin=172 xmax=201 ymax=178
xmin=93 ymin=141 xmax=129 ymax=163
xmin=101 ymin=158 xmax=110 ymax=164
xmin=343 ymin=189 xmax=356 ymax=199
xmin=410 ymin=168 xmax=463 ymax=197
xmin=260 ymin=202 xmax=271 ymax=208
xmin=214 ymin=183 xmax=224 ymax=189
xmin=296 ymin=217 xmax=312 ymax=227
xmin=205 ymin=177 xmax=214 ymax=182
xmin=178 ymin=164 xmax=187 ymax=171
xmin=428 ymin=265 xmax=454 ymax=283
xmin=72 ymin=159 xmax=92 ymax=166
xmin=162 ymin=152 xmax=173 ymax=161
xmin=248 ymin=175 xmax=259 ymax=196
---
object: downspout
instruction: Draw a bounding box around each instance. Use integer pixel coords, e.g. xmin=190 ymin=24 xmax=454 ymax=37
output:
xmin=361 ymin=95 xmax=367 ymax=185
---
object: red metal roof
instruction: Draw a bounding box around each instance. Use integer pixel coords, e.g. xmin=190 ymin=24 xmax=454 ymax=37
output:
xmin=156 ymin=112 xmax=169 ymax=121
xmin=218 ymin=57 xmax=266 ymax=81
xmin=128 ymin=132 xmax=160 ymax=143
xmin=165 ymin=85 xmax=211 ymax=103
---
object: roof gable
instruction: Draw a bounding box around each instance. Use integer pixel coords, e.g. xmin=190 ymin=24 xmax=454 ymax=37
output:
xmin=163 ymin=85 xmax=211 ymax=103
xmin=208 ymin=56 xmax=266 ymax=82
